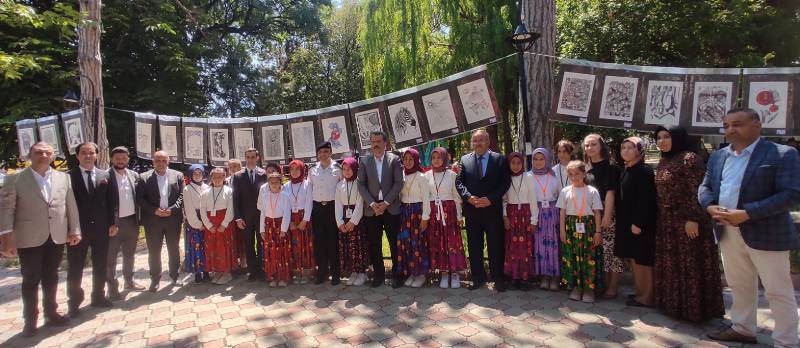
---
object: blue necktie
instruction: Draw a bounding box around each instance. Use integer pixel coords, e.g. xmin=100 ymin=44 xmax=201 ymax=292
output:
xmin=479 ymin=155 xmax=486 ymax=177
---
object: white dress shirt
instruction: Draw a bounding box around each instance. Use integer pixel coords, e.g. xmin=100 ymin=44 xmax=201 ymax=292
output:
xmin=182 ymin=182 xmax=208 ymax=230
xmin=335 ymin=179 xmax=364 ymax=226
xmin=424 ymin=170 xmax=463 ymax=222
xmin=79 ymin=165 xmax=100 ymax=192
xmin=283 ymin=180 xmax=313 ymax=221
xmin=308 ymin=161 xmax=341 ymax=202
xmin=156 ymin=171 xmax=169 ymax=209
xmin=503 ymin=172 xmax=540 ymax=225
xmin=200 ymin=185 xmax=235 ymax=229
xmin=32 ymin=167 xmax=54 ymax=203
xmin=400 ymin=171 xmax=431 ymax=220
xmin=257 ymin=185 xmax=292 ymax=233
xmin=114 ymin=170 xmax=136 ymax=218
xmin=375 ymin=153 xmax=384 ymax=200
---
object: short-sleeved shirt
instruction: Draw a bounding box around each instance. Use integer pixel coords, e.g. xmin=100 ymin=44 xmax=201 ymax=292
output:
xmin=556 ymin=185 xmax=603 ymax=216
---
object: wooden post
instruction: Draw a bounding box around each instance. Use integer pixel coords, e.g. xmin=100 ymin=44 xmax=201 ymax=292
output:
xmin=521 ymin=0 xmax=556 ymax=149
xmin=77 ymin=0 xmax=108 ymax=168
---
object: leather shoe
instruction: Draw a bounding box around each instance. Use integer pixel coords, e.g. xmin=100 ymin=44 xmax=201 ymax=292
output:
xmin=495 ymin=281 xmax=507 ymax=292
xmin=67 ymin=307 xmax=80 ymax=318
xmin=148 ymin=281 xmax=159 ymax=293
xmin=21 ymin=323 xmax=37 ymax=338
xmin=124 ymin=280 xmax=146 ymax=291
xmin=314 ymin=275 xmax=327 ymax=285
xmin=370 ymin=278 xmax=384 ymax=288
xmin=91 ymin=298 xmax=113 ymax=308
xmin=468 ymin=281 xmax=485 ymax=290
xmin=44 ymin=314 xmax=69 ymax=327
xmin=707 ymin=326 xmax=757 ymax=344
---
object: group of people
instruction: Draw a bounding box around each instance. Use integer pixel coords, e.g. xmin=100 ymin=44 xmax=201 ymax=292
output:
xmin=0 ymin=108 xmax=798 ymax=347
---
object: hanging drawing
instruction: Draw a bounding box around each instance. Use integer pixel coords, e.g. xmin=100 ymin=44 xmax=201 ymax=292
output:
xmin=421 ymin=90 xmax=459 ymax=134
xmin=234 ymin=128 xmax=255 ymax=159
xmin=136 ymin=121 xmax=153 ymax=159
xmin=598 ymin=76 xmax=638 ymax=121
xmin=261 ymin=125 xmax=285 ymax=161
xmin=644 ymin=80 xmax=683 ymax=126
xmin=160 ymin=125 xmax=178 ymax=155
xmin=210 ymin=128 xmax=230 ymax=162
xmin=16 ymin=119 xmax=37 ymax=161
xmin=36 ymin=115 xmax=62 ymax=157
xmin=184 ymin=126 xmax=205 ymax=161
xmin=290 ymin=121 xmax=317 ymax=159
xmin=457 ymin=78 xmax=497 ymax=124
xmin=387 ymin=100 xmax=423 ymax=144
xmin=556 ymin=72 xmax=596 ymax=117
xmin=320 ymin=115 xmax=351 ymax=154
xmin=748 ymin=81 xmax=789 ymax=129
xmin=354 ymin=108 xmax=383 ymax=149
xmin=691 ymin=81 xmax=733 ymax=127
xmin=61 ymin=110 xmax=85 ymax=154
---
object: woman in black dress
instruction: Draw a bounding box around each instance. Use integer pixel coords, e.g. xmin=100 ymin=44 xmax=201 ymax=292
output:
xmin=614 ymin=137 xmax=658 ymax=307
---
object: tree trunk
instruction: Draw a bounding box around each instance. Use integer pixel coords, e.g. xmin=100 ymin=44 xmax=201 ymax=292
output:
xmin=521 ymin=0 xmax=556 ymax=150
xmin=78 ymin=0 xmax=108 ymax=168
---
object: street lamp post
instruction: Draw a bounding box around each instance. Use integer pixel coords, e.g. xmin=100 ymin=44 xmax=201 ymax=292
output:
xmin=509 ymin=23 xmax=540 ymax=152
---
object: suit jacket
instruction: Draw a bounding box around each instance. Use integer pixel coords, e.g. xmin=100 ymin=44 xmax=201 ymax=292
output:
xmin=69 ymin=167 xmax=117 ymax=236
xmin=108 ymin=168 xmax=141 ymax=225
xmin=137 ymin=168 xmax=184 ymax=226
xmin=698 ymin=139 xmax=800 ymax=251
xmin=0 ymin=168 xmax=80 ymax=248
xmin=357 ymin=152 xmax=404 ymax=216
xmin=456 ymin=151 xmax=511 ymax=215
xmin=232 ymin=167 xmax=268 ymax=222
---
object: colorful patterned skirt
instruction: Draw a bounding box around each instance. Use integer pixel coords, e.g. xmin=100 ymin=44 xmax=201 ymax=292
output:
xmin=339 ymin=205 xmax=369 ymax=275
xmin=560 ymin=215 xmax=602 ymax=291
xmin=184 ymin=210 xmax=206 ymax=273
xmin=533 ymin=203 xmax=560 ymax=277
xmin=262 ymin=217 xmax=291 ymax=282
xmin=396 ymin=202 xmax=430 ymax=277
xmin=504 ymin=203 xmax=534 ymax=280
xmin=204 ymin=209 xmax=235 ymax=273
xmin=289 ymin=210 xmax=315 ymax=273
xmin=427 ymin=200 xmax=466 ymax=273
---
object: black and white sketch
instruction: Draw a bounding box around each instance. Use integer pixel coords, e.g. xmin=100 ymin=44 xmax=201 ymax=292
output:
xmin=644 ymin=80 xmax=683 ymax=126
xmin=17 ymin=126 xmax=35 ymax=160
xmin=748 ymin=81 xmax=789 ymax=129
xmin=457 ymin=78 xmax=497 ymax=124
xmin=291 ymin=121 xmax=316 ymax=159
xmin=210 ymin=128 xmax=230 ymax=161
xmin=598 ymin=76 xmax=638 ymax=121
xmin=234 ymin=128 xmax=255 ymax=159
xmin=63 ymin=118 xmax=84 ymax=153
xmin=136 ymin=122 xmax=153 ymax=158
xmin=387 ymin=100 xmax=423 ymax=143
xmin=354 ymin=108 xmax=383 ymax=149
xmin=421 ymin=90 xmax=459 ymax=133
xmin=556 ymin=72 xmax=596 ymax=117
xmin=39 ymin=124 xmax=59 ymax=152
xmin=691 ymin=81 xmax=733 ymax=127
xmin=160 ymin=125 xmax=178 ymax=155
xmin=320 ymin=116 xmax=350 ymax=154
xmin=261 ymin=125 xmax=285 ymax=161
xmin=184 ymin=126 xmax=205 ymax=160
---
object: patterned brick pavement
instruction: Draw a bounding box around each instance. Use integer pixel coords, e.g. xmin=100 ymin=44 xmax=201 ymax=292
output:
xmin=0 ymin=246 xmax=796 ymax=347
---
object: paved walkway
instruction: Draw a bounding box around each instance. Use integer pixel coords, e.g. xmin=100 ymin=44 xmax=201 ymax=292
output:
xmin=0 ymin=246 xmax=796 ymax=348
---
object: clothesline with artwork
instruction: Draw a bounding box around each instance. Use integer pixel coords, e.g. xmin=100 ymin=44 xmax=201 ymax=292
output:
xmin=14 ymin=65 xmax=503 ymax=163
xmin=551 ymin=58 xmax=800 ymax=136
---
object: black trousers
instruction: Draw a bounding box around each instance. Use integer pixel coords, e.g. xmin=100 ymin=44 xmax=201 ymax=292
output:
xmin=464 ymin=207 xmax=505 ymax=284
xmin=242 ymin=215 xmax=264 ymax=276
xmin=311 ymin=202 xmax=340 ymax=279
xmin=67 ymin=229 xmax=109 ymax=308
xmin=365 ymin=212 xmax=400 ymax=281
xmin=18 ymin=237 xmax=64 ymax=324
xmin=144 ymin=220 xmax=181 ymax=281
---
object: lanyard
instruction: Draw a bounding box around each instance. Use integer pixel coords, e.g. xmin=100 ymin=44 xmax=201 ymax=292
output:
xmin=558 ymin=165 xmax=568 ymax=188
xmin=405 ymin=172 xmax=418 ymax=198
xmin=345 ymin=181 xmax=354 ymax=206
xmin=211 ymin=186 xmax=223 ymax=210
xmin=433 ymin=172 xmax=445 ymax=198
xmin=290 ymin=182 xmax=302 ymax=207
xmin=571 ymin=186 xmax=587 ymax=217
xmin=189 ymin=182 xmax=202 ymax=196
xmin=269 ymin=191 xmax=280 ymax=215
xmin=533 ymin=174 xmax=551 ymax=200
xmin=510 ymin=175 xmax=523 ymax=203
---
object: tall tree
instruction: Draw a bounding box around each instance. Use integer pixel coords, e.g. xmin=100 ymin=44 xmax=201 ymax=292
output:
xmin=520 ymin=0 xmax=556 ymax=150
xmin=77 ymin=0 xmax=108 ymax=167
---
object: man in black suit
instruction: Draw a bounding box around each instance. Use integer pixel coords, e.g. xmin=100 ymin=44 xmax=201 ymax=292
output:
xmin=232 ymin=148 xmax=268 ymax=281
xmin=67 ymin=142 xmax=117 ymax=317
xmin=455 ymin=130 xmax=511 ymax=292
xmin=137 ymin=150 xmax=184 ymax=292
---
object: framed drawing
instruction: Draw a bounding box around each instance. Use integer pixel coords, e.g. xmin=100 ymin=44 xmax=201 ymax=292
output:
xmin=258 ymin=114 xmax=289 ymax=164
xmin=556 ymin=71 xmax=596 ymax=118
xmin=37 ymin=115 xmax=62 ymax=157
xmin=286 ymin=110 xmax=320 ymax=161
xmin=61 ymin=109 xmax=85 ymax=155
xmin=230 ymin=117 xmax=257 ymax=161
xmin=742 ymin=68 xmax=799 ymax=135
xmin=15 ymin=119 xmax=37 ymax=161
xmin=318 ymin=104 xmax=354 ymax=159
xmin=134 ymin=112 xmax=156 ymax=160
xmin=182 ymin=117 xmax=208 ymax=164
xmin=386 ymin=99 xmax=425 ymax=147
xmin=598 ymin=75 xmax=639 ymax=121
xmin=421 ymin=88 xmax=461 ymax=137
xmin=350 ymin=97 xmax=387 ymax=150
xmin=455 ymin=73 xmax=501 ymax=127
xmin=157 ymin=114 xmax=182 ymax=163
xmin=749 ymin=81 xmax=789 ymax=129
xmin=691 ymin=81 xmax=734 ymax=128
xmin=643 ymin=80 xmax=684 ymax=126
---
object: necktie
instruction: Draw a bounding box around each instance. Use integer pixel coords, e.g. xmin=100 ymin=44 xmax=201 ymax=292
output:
xmin=86 ymin=170 xmax=95 ymax=195
xmin=479 ymin=155 xmax=486 ymax=177
xmin=250 ymin=170 xmax=255 ymax=184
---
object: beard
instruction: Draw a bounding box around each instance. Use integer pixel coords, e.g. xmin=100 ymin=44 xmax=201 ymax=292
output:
xmin=112 ymin=163 xmax=127 ymax=171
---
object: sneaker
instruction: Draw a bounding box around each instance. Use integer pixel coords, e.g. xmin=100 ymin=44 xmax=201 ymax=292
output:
xmin=450 ymin=273 xmax=461 ymax=289
xmin=569 ymin=288 xmax=582 ymax=301
xmin=278 ymin=281 xmax=287 ymax=287
xmin=404 ymin=277 xmax=414 ymax=287
xmin=582 ymin=291 xmax=595 ymax=303
xmin=439 ymin=273 xmax=450 ymax=289
xmin=346 ymin=272 xmax=357 ymax=286
xmin=354 ymin=273 xmax=366 ymax=286
xmin=269 ymin=281 xmax=277 ymax=288
xmin=411 ymin=275 xmax=426 ymax=288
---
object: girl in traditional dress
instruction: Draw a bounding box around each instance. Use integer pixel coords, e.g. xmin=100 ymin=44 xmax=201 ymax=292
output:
xmin=557 ymin=160 xmax=604 ymax=303
xmin=502 ymin=152 xmax=538 ymax=290
xmin=183 ymin=164 xmax=209 ymax=283
xmin=424 ymin=147 xmax=466 ymax=289
xmin=397 ymin=148 xmax=431 ymax=288
xmin=283 ymin=160 xmax=314 ymax=284
xmin=531 ymin=148 xmax=561 ymax=290
xmin=200 ymin=167 xmax=236 ymax=285
xmin=335 ymin=157 xmax=369 ymax=286
xmin=553 ymin=140 xmax=574 ymax=190
xmin=257 ymin=172 xmax=292 ymax=287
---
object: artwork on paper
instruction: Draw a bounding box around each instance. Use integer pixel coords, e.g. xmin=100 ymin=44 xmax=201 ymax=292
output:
xmin=422 ymin=90 xmax=459 ymax=133
xmin=644 ymin=80 xmax=683 ymax=126
xmin=39 ymin=124 xmax=59 ymax=151
xmin=320 ymin=116 xmax=350 ymax=154
xmin=598 ymin=76 xmax=638 ymax=121
xmin=261 ymin=125 xmax=284 ymax=160
xmin=748 ymin=81 xmax=789 ymax=129
xmin=354 ymin=108 xmax=383 ymax=149
xmin=556 ymin=72 xmax=596 ymax=117
xmin=184 ymin=127 xmax=204 ymax=160
xmin=136 ymin=122 xmax=152 ymax=155
xmin=18 ymin=128 xmax=35 ymax=158
xmin=210 ymin=129 xmax=230 ymax=161
xmin=691 ymin=82 xmax=733 ymax=127
xmin=160 ymin=125 xmax=178 ymax=156
xmin=64 ymin=118 xmax=84 ymax=153
xmin=291 ymin=121 xmax=316 ymax=158
xmin=457 ymin=78 xmax=496 ymax=124
xmin=387 ymin=100 xmax=422 ymax=143
xmin=234 ymin=128 xmax=255 ymax=159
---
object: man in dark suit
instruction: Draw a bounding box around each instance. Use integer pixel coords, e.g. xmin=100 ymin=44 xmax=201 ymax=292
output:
xmin=232 ymin=148 xmax=268 ymax=281
xmin=456 ymin=129 xmax=511 ymax=292
xmin=137 ymin=150 xmax=184 ymax=292
xmin=357 ymin=131 xmax=404 ymax=288
xmin=699 ymin=108 xmax=799 ymax=347
xmin=67 ymin=142 xmax=117 ymax=317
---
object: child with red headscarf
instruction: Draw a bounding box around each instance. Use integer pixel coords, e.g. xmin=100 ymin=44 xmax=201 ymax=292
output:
xmin=335 ymin=157 xmax=369 ymax=286
xmin=397 ymin=148 xmax=432 ymax=288
xmin=283 ymin=160 xmax=315 ymax=284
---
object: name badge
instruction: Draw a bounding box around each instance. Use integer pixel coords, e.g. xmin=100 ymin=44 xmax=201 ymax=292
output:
xmin=211 ymin=210 xmax=217 ymax=217
xmin=435 ymin=198 xmax=442 ymax=205
xmin=575 ymin=222 xmax=586 ymax=234
xmin=345 ymin=208 xmax=353 ymax=218
xmin=541 ymin=201 xmax=550 ymax=208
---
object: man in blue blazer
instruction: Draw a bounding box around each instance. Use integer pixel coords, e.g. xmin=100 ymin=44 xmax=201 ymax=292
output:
xmin=456 ymin=130 xmax=511 ymax=292
xmin=698 ymin=108 xmax=799 ymax=347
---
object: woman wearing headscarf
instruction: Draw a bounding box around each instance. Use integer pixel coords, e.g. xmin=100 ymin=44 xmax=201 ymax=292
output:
xmin=335 ymin=157 xmax=369 ymax=286
xmin=283 ymin=160 xmax=315 ymax=284
xmin=653 ymin=126 xmax=723 ymax=322
xmin=183 ymin=164 xmax=210 ymax=283
xmin=397 ymin=148 xmax=432 ymax=288
xmin=503 ymin=152 xmax=538 ymax=290
xmin=424 ymin=147 xmax=466 ymax=289
xmin=531 ymin=148 xmax=561 ymax=290
xmin=614 ymin=137 xmax=658 ymax=307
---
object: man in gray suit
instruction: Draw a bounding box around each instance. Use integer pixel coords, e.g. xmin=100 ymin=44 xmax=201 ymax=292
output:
xmin=107 ymin=146 xmax=145 ymax=300
xmin=137 ymin=150 xmax=184 ymax=292
xmin=0 ymin=142 xmax=80 ymax=337
xmin=357 ymin=131 xmax=404 ymax=288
